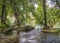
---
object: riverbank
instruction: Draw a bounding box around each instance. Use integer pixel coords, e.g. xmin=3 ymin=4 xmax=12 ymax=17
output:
xmin=0 ymin=28 xmax=60 ymax=43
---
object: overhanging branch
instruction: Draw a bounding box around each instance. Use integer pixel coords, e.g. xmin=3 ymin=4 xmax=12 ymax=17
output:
xmin=28 ymin=7 xmax=45 ymax=25
xmin=56 ymin=0 xmax=60 ymax=8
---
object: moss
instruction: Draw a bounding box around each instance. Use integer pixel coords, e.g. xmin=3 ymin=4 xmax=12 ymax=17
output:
xmin=16 ymin=25 xmax=34 ymax=32
xmin=54 ymin=28 xmax=60 ymax=34
xmin=0 ymin=33 xmax=18 ymax=43
xmin=42 ymin=28 xmax=60 ymax=34
xmin=21 ymin=25 xmax=34 ymax=32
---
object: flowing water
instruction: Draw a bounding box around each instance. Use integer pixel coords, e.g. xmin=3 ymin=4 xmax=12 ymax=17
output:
xmin=19 ymin=27 xmax=60 ymax=43
xmin=19 ymin=29 xmax=42 ymax=43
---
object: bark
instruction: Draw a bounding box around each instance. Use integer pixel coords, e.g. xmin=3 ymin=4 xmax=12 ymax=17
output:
xmin=1 ymin=0 xmax=9 ymax=27
xmin=1 ymin=0 xmax=6 ymax=23
xmin=43 ymin=0 xmax=48 ymax=29
xmin=56 ymin=0 xmax=60 ymax=8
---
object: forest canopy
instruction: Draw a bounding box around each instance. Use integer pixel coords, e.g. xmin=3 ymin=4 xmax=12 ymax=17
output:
xmin=0 ymin=0 xmax=60 ymax=30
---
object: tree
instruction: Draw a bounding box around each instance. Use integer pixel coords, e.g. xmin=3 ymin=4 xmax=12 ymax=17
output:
xmin=56 ymin=0 xmax=60 ymax=8
xmin=43 ymin=0 xmax=48 ymax=29
xmin=0 ymin=0 xmax=60 ymax=30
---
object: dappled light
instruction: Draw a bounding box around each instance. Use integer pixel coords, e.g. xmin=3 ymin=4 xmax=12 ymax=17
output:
xmin=0 ymin=0 xmax=60 ymax=43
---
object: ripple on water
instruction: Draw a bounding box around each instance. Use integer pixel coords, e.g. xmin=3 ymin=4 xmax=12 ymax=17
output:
xmin=19 ymin=29 xmax=42 ymax=43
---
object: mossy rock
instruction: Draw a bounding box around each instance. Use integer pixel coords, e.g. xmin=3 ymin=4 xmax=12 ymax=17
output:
xmin=1 ymin=25 xmax=34 ymax=35
xmin=42 ymin=28 xmax=60 ymax=34
xmin=42 ymin=29 xmax=55 ymax=33
xmin=16 ymin=25 xmax=34 ymax=32
xmin=0 ymin=25 xmax=7 ymax=33
xmin=22 ymin=25 xmax=34 ymax=32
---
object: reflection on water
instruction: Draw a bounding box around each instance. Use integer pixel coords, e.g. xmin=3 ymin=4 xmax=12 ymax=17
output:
xmin=19 ymin=28 xmax=60 ymax=43
xmin=19 ymin=28 xmax=42 ymax=43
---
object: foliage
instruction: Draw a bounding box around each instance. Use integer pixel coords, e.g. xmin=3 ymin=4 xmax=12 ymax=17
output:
xmin=0 ymin=0 xmax=60 ymax=30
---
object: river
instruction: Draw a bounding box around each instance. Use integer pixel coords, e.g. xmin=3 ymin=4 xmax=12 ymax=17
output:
xmin=19 ymin=28 xmax=60 ymax=43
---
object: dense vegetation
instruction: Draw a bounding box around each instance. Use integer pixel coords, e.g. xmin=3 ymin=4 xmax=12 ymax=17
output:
xmin=0 ymin=0 xmax=60 ymax=31
xmin=0 ymin=0 xmax=60 ymax=43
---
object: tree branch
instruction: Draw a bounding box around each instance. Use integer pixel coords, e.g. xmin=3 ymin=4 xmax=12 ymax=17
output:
xmin=28 ymin=7 xmax=45 ymax=25
xmin=10 ymin=0 xmax=20 ymax=25
xmin=56 ymin=0 xmax=60 ymax=8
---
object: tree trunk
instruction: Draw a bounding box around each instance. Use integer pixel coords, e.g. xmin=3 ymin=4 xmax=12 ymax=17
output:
xmin=1 ymin=0 xmax=9 ymax=27
xmin=43 ymin=0 xmax=48 ymax=29
xmin=56 ymin=0 xmax=60 ymax=8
